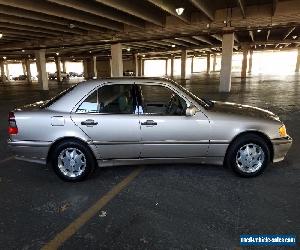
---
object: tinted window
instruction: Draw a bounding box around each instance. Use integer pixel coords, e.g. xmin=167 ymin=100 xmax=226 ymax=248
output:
xmin=138 ymin=85 xmax=187 ymax=115
xmin=77 ymin=84 xmax=136 ymax=114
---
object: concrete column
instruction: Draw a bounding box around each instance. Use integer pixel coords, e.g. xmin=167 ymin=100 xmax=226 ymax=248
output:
xmin=170 ymin=55 xmax=174 ymax=78
xmin=55 ymin=56 xmax=62 ymax=82
xmin=91 ymin=56 xmax=97 ymax=78
xmin=62 ymin=60 xmax=67 ymax=72
xmin=219 ymin=32 xmax=234 ymax=92
xmin=241 ymin=48 xmax=248 ymax=78
xmin=206 ymin=53 xmax=211 ymax=74
xmin=25 ymin=59 xmax=32 ymax=83
xmin=181 ymin=49 xmax=187 ymax=80
xmin=111 ymin=43 xmax=123 ymax=77
xmin=22 ymin=61 xmax=27 ymax=75
xmin=191 ymin=56 xmax=194 ymax=73
xmin=212 ymin=54 xmax=217 ymax=71
xmin=137 ymin=57 xmax=142 ymax=76
xmin=295 ymin=48 xmax=300 ymax=73
xmin=165 ymin=59 xmax=168 ymax=76
xmin=248 ymin=50 xmax=253 ymax=73
xmin=0 ymin=59 xmax=6 ymax=83
xmin=34 ymin=49 xmax=48 ymax=90
xmin=141 ymin=59 xmax=145 ymax=76
xmin=134 ymin=54 xmax=138 ymax=76
xmin=5 ymin=63 xmax=10 ymax=81
xmin=83 ymin=60 xmax=88 ymax=79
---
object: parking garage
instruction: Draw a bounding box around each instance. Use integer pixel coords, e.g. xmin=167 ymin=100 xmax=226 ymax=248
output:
xmin=0 ymin=0 xmax=299 ymax=249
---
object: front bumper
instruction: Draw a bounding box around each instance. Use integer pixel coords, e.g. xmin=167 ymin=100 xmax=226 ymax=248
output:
xmin=271 ymin=136 xmax=293 ymax=163
xmin=7 ymin=139 xmax=50 ymax=164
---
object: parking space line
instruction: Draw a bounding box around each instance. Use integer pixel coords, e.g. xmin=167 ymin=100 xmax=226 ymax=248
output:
xmin=0 ymin=157 xmax=13 ymax=164
xmin=41 ymin=166 xmax=145 ymax=250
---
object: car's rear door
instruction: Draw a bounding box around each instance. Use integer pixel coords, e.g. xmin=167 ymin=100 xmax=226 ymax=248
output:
xmin=137 ymin=82 xmax=210 ymax=158
xmin=71 ymin=83 xmax=141 ymax=159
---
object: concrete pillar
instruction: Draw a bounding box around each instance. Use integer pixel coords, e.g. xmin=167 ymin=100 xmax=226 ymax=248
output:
xmin=25 ymin=59 xmax=32 ymax=83
xmin=206 ymin=53 xmax=211 ymax=74
xmin=248 ymin=50 xmax=253 ymax=73
xmin=62 ymin=60 xmax=67 ymax=72
xmin=137 ymin=57 xmax=142 ymax=76
xmin=91 ymin=56 xmax=97 ymax=78
xmin=0 ymin=59 xmax=6 ymax=83
xmin=134 ymin=54 xmax=138 ymax=76
xmin=55 ymin=56 xmax=62 ymax=82
xmin=83 ymin=60 xmax=88 ymax=79
xmin=5 ymin=63 xmax=10 ymax=81
xmin=34 ymin=49 xmax=48 ymax=90
xmin=141 ymin=59 xmax=145 ymax=76
xmin=295 ymin=48 xmax=300 ymax=73
xmin=22 ymin=61 xmax=27 ymax=75
xmin=111 ymin=43 xmax=123 ymax=77
xmin=241 ymin=48 xmax=248 ymax=78
xmin=212 ymin=54 xmax=217 ymax=71
xmin=170 ymin=55 xmax=174 ymax=78
xmin=219 ymin=32 xmax=234 ymax=93
xmin=181 ymin=49 xmax=187 ymax=79
xmin=165 ymin=59 xmax=168 ymax=76
xmin=191 ymin=56 xmax=194 ymax=73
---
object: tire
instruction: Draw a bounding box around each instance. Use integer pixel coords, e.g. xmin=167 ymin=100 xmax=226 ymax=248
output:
xmin=50 ymin=140 xmax=96 ymax=182
xmin=225 ymin=134 xmax=270 ymax=177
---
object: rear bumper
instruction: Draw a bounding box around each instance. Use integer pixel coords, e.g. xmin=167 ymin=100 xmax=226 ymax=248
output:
xmin=7 ymin=139 xmax=50 ymax=164
xmin=271 ymin=136 xmax=293 ymax=163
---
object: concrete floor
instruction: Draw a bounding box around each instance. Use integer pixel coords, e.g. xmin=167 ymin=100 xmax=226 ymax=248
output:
xmin=0 ymin=73 xmax=299 ymax=249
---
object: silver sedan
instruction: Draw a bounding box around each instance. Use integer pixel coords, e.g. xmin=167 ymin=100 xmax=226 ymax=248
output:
xmin=8 ymin=77 xmax=292 ymax=181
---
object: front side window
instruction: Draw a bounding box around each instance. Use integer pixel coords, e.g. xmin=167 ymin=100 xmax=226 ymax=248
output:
xmin=138 ymin=84 xmax=187 ymax=115
xmin=77 ymin=84 xmax=136 ymax=114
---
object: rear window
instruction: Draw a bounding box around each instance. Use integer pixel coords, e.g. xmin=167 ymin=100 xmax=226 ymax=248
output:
xmin=43 ymin=85 xmax=77 ymax=108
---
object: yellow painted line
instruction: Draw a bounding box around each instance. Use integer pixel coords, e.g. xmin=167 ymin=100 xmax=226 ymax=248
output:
xmin=42 ymin=166 xmax=144 ymax=250
xmin=0 ymin=157 xmax=13 ymax=164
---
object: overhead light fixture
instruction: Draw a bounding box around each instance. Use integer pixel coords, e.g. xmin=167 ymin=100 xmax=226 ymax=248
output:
xmin=223 ymin=20 xmax=227 ymax=24
xmin=206 ymin=23 xmax=210 ymax=28
xmin=126 ymin=48 xmax=131 ymax=52
xmin=257 ymin=29 xmax=262 ymax=32
xmin=279 ymin=46 xmax=283 ymax=49
xmin=21 ymin=49 xmax=25 ymax=52
xmin=3 ymin=56 xmax=6 ymax=59
xmin=0 ymin=33 xmax=3 ymax=38
xmin=171 ymin=44 xmax=176 ymax=48
xmin=175 ymin=7 xmax=184 ymax=16
xmin=292 ymin=35 xmax=297 ymax=39
xmin=56 ymin=52 xmax=59 ymax=55
xmin=69 ymin=23 xmax=75 ymax=29
xmin=89 ymin=50 xmax=92 ymax=53
xmin=142 ymin=54 xmax=145 ymax=57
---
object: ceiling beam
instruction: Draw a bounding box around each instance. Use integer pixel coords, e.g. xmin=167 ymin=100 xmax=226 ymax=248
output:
xmin=0 ymin=28 xmax=52 ymax=38
xmin=189 ymin=0 xmax=214 ymax=21
xmin=147 ymin=0 xmax=191 ymax=23
xmin=192 ymin=36 xmax=213 ymax=45
xmin=211 ymin=34 xmax=222 ymax=42
xmin=96 ymin=0 xmax=165 ymax=26
xmin=283 ymin=27 xmax=296 ymax=40
xmin=47 ymin=0 xmax=144 ymax=28
xmin=163 ymin=39 xmax=189 ymax=47
xmin=0 ymin=0 xmax=123 ymax=31
xmin=0 ymin=4 xmax=108 ymax=33
xmin=0 ymin=14 xmax=84 ymax=35
xmin=272 ymin=0 xmax=278 ymax=16
xmin=175 ymin=37 xmax=200 ymax=45
xmin=236 ymin=0 xmax=246 ymax=18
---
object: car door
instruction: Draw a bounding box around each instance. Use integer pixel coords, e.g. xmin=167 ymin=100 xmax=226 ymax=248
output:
xmin=71 ymin=83 xmax=141 ymax=159
xmin=137 ymin=82 xmax=210 ymax=158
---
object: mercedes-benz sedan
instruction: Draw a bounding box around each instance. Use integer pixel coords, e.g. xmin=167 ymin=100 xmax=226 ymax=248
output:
xmin=8 ymin=77 xmax=292 ymax=181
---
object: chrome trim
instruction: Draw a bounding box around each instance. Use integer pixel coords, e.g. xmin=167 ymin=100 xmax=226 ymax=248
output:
xmin=8 ymin=140 xmax=52 ymax=147
xmin=271 ymin=136 xmax=293 ymax=145
xmin=90 ymin=140 xmax=210 ymax=145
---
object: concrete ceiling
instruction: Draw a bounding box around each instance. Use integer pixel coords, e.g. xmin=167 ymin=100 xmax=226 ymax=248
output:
xmin=0 ymin=0 xmax=299 ymax=60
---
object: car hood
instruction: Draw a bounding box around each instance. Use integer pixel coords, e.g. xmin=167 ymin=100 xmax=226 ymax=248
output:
xmin=208 ymin=101 xmax=280 ymax=121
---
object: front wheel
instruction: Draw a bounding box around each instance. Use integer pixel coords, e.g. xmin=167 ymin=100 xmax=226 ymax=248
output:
xmin=50 ymin=140 xmax=96 ymax=182
xmin=226 ymin=134 xmax=270 ymax=177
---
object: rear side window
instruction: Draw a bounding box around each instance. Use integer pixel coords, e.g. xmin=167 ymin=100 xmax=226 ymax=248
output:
xmin=76 ymin=84 xmax=137 ymax=114
xmin=43 ymin=85 xmax=77 ymax=108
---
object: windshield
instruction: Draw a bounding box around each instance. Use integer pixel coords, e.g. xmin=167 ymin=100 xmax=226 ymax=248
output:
xmin=169 ymin=79 xmax=212 ymax=108
xmin=42 ymin=84 xmax=77 ymax=108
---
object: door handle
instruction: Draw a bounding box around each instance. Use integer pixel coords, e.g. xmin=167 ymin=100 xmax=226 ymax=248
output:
xmin=141 ymin=120 xmax=157 ymax=126
xmin=81 ymin=119 xmax=98 ymax=126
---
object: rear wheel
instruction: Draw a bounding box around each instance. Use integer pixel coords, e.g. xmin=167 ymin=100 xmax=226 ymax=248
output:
xmin=226 ymin=134 xmax=270 ymax=177
xmin=50 ymin=140 xmax=96 ymax=182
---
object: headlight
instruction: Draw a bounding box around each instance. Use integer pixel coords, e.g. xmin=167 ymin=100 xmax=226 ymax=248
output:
xmin=279 ymin=125 xmax=287 ymax=137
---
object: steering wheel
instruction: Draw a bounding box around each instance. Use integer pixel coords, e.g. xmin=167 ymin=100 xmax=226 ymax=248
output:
xmin=166 ymin=94 xmax=178 ymax=114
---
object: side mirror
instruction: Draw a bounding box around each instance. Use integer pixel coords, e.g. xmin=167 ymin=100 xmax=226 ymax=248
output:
xmin=185 ymin=105 xmax=197 ymax=116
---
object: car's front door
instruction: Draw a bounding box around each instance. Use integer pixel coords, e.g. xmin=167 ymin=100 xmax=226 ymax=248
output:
xmin=71 ymin=83 xmax=141 ymax=159
xmin=137 ymin=83 xmax=210 ymax=158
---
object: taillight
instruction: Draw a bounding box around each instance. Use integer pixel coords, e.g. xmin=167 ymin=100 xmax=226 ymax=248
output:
xmin=8 ymin=112 xmax=18 ymax=135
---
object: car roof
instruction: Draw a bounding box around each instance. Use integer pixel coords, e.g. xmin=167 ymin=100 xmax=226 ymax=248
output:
xmin=47 ymin=77 xmax=174 ymax=112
